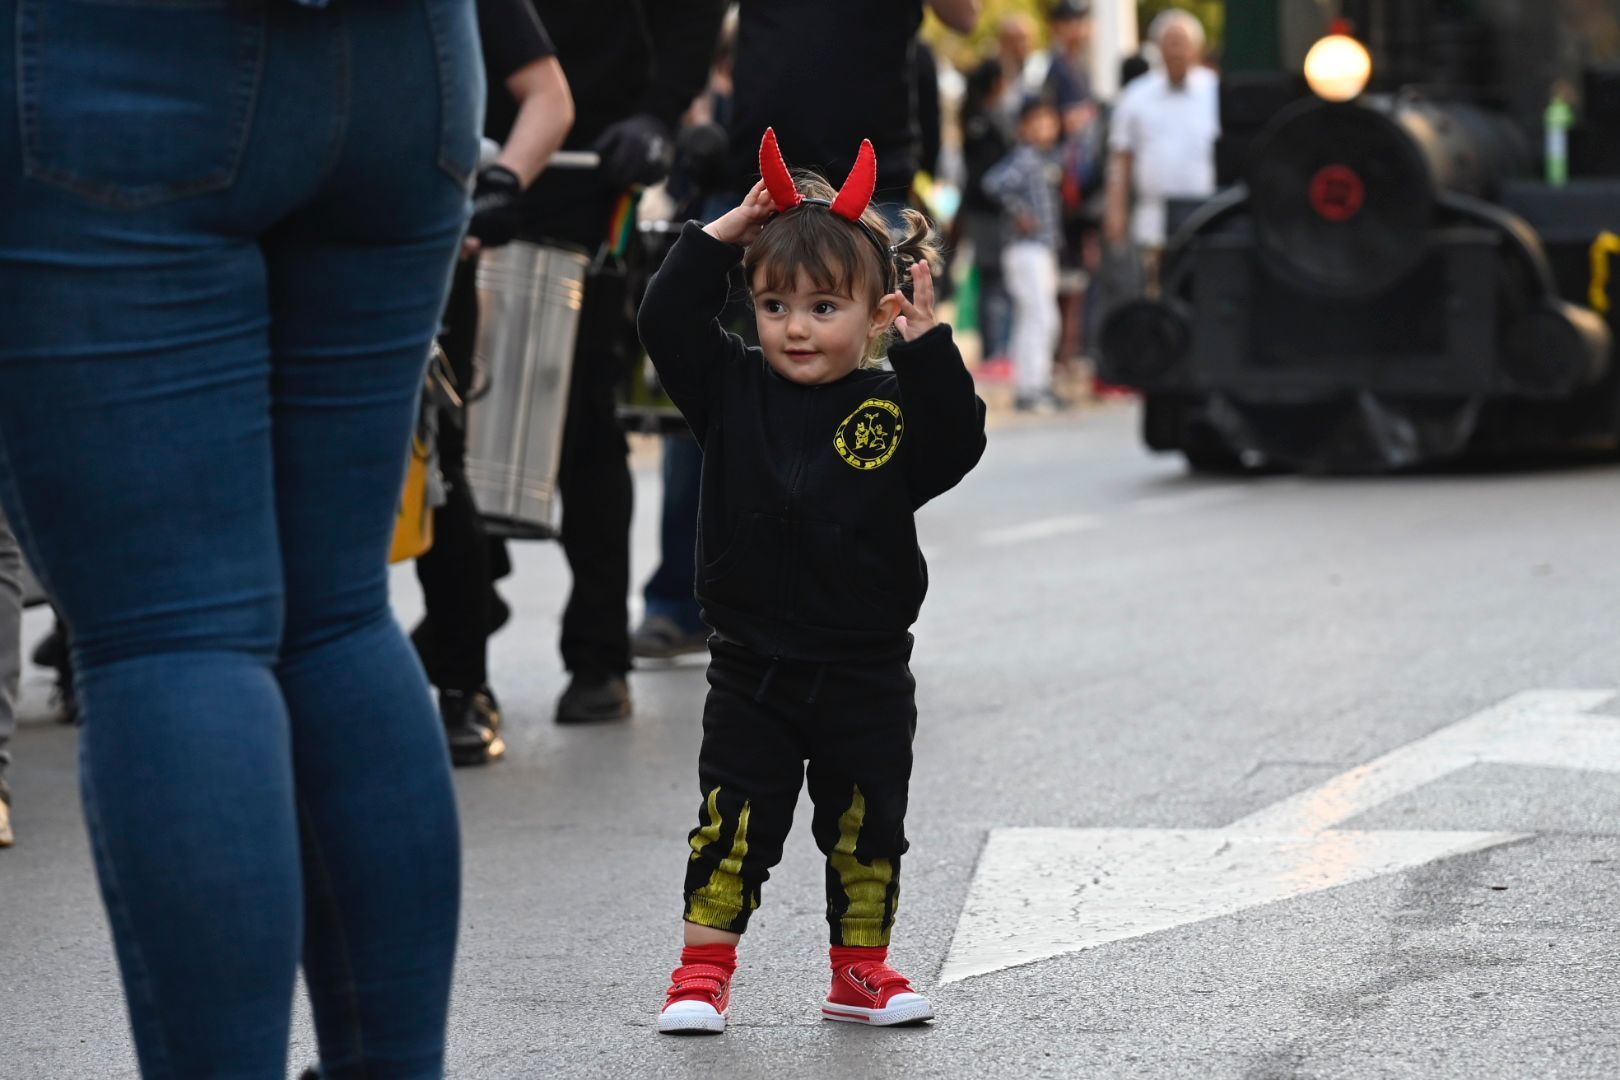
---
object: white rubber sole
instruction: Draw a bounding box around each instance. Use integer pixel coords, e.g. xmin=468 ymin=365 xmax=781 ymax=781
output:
xmin=821 ymin=992 xmax=935 ymax=1026
xmin=658 ymin=1000 xmax=727 ymax=1035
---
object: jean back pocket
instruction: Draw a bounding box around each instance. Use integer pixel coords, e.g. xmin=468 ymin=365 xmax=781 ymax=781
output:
xmin=17 ymin=0 xmax=266 ymax=208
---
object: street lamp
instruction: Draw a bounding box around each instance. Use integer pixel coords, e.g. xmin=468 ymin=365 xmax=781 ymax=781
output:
xmin=1304 ymin=21 xmax=1372 ymax=102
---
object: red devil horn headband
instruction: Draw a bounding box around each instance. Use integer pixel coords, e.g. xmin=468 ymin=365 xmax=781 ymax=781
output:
xmin=759 ymin=128 xmax=878 ymax=222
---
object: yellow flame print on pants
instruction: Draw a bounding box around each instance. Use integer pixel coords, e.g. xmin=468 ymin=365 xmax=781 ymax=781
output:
xmin=687 ymin=787 xmax=756 ymax=928
xmin=828 ymin=785 xmax=898 ymax=946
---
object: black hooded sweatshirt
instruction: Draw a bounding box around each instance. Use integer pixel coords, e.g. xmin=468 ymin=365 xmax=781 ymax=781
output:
xmin=637 ymin=222 xmax=988 ymax=663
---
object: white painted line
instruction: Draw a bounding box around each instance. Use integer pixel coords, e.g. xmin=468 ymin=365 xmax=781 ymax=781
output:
xmin=1230 ymin=689 xmax=1620 ymax=835
xmin=940 ymin=689 xmax=1620 ymax=984
xmin=978 ymin=513 xmax=1101 ymax=547
xmin=1126 ymin=487 xmax=1247 ymax=515
xmin=939 ymin=826 xmax=1524 ymax=984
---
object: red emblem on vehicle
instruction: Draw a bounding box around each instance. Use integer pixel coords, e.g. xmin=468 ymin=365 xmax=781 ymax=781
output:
xmin=1309 ymin=164 xmax=1366 ymax=222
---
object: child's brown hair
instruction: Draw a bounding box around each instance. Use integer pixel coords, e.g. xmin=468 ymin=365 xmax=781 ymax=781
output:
xmin=742 ymin=172 xmax=942 ymax=363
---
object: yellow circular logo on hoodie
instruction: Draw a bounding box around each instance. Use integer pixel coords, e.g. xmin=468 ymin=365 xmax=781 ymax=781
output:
xmin=834 ymin=398 xmax=903 ymax=470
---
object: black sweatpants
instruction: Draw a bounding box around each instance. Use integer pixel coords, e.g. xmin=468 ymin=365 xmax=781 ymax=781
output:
xmin=416 ymin=188 xmax=636 ymax=686
xmin=535 ymin=188 xmax=635 ymax=679
xmin=682 ymin=640 xmax=917 ymax=947
xmin=415 ymin=258 xmax=498 ymax=691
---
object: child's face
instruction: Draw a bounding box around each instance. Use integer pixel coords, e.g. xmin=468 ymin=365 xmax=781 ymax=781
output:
xmin=1022 ymin=107 xmax=1061 ymax=149
xmin=751 ymin=270 xmax=895 ymax=386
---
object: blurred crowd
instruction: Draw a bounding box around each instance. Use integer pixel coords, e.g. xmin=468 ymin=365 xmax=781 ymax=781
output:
xmin=952 ymin=1 xmax=1219 ymax=412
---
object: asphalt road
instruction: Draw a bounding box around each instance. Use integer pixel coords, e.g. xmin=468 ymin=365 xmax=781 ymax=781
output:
xmin=4 ymin=403 xmax=1620 ymax=1079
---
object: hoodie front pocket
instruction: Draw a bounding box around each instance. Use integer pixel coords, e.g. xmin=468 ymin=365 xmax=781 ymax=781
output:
xmin=701 ymin=513 xmax=785 ymax=618
xmin=795 ymin=519 xmax=914 ymax=631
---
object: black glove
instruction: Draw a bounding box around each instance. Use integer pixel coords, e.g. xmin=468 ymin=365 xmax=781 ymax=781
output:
xmin=467 ymin=164 xmax=525 ymax=249
xmin=590 ymin=113 xmax=675 ymax=189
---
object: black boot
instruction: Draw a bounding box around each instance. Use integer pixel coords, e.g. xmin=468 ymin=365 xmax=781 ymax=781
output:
xmin=31 ymin=615 xmax=77 ymax=725
xmin=555 ymin=672 xmax=632 ymax=725
xmin=440 ymin=687 xmax=505 ymax=766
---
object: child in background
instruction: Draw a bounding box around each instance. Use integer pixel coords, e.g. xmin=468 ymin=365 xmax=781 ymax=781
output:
xmin=985 ymin=97 xmax=1068 ymax=412
xmin=637 ymin=130 xmax=987 ymax=1034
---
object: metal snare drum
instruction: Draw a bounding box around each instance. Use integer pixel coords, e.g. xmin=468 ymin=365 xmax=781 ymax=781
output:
xmin=464 ymin=239 xmax=591 ymax=540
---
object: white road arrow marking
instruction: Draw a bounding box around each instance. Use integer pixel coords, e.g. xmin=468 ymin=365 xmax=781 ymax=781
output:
xmin=940 ymin=690 xmax=1619 ymax=984
xmin=979 ymin=513 xmax=1101 ymax=547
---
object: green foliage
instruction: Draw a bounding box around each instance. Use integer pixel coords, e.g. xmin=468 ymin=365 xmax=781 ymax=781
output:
xmin=923 ymin=1 xmax=1228 ymax=68
xmin=922 ymin=0 xmax=1049 ymax=69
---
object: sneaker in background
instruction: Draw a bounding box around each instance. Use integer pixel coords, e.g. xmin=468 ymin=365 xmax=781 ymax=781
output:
xmin=440 ymin=687 xmax=505 ymax=766
xmin=631 ymin=614 xmax=709 ymax=660
xmin=555 ymin=672 xmax=632 ymax=725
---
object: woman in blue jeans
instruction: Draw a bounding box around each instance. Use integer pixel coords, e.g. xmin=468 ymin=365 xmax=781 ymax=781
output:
xmin=0 ymin=1 xmax=480 ymax=1076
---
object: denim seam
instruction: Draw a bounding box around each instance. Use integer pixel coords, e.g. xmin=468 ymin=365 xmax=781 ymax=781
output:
xmin=422 ymin=0 xmax=472 ymax=188
xmin=81 ymin=762 xmax=179 ymax=1078
xmin=15 ymin=0 xmax=267 ymax=208
xmin=296 ymin=791 xmax=369 ymax=1076
xmin=309 ymin=0 xmax=351 ymax=194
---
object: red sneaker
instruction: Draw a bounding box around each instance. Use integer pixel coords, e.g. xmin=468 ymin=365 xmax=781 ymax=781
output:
xmin=823 ymin=949 xmax=934 ymax=1026
xmin=659 ymin=956 xmax=732 ymax=1035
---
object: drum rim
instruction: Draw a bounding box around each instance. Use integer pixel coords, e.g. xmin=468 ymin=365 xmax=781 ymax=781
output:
xmin=505 ymin=237 xmax=593 ymax=258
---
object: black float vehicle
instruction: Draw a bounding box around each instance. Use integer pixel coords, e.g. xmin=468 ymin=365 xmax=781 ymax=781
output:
xmin=1100 ymin=0 xmax=1620 ymax=472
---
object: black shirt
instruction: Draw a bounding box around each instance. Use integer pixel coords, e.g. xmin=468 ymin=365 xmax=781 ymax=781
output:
xmin=638 ymin=222 xmax=988 ymax=662
xmin=478 ymin=0 xmax=555 ymax=142
xmin=531 ymin=0 xmax=727 ymax=148
xmin=519 ymin=0 xmax=726 ymax=238
xmin=729 ymin=0 xmax=925 ymax=204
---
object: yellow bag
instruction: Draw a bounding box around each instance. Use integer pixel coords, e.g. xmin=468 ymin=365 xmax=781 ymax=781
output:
xmin=389 ymin=345 xmax=454 ymax=564
xmin=389 ymin=432 xmax=435 ymax=563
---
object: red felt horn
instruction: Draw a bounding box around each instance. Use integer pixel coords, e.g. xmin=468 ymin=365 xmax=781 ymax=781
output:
xmin=829 ymin=139 xmax=877 ymax=222
xmin=759 ymin=127 xmax=803 ymax=211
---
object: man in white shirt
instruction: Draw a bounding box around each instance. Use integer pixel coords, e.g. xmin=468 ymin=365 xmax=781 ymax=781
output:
xmin=1103 ymin=9 xmax=1219 ymax=285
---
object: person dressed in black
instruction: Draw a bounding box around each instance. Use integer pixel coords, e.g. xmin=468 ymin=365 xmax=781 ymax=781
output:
xmin=520 ymin=0 xmax=727 ymax=724
xmin=414 ymin=0 xmax=573 ymax=765
xmin=728 ymin=0 xmax=978 ymax=221
xmin=641 ymin=138 xmax=986 ymax=1034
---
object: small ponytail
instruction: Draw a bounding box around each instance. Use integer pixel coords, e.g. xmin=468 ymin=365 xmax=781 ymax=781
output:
xmin=889 ymin=207 xmax=943 ymax=301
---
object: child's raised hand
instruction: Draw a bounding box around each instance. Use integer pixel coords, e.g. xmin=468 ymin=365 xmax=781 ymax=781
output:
xmin=891 ymin=260 xmax=937 ymax=342
xmin=703 ymin=180 xmax=777 ymax=247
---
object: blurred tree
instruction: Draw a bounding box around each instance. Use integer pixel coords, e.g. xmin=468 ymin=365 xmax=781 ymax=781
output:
xmin=923 ymin=0 xmax=1047 ymax=70
xmin=923 ymin=1 xmax=1229 ymax=69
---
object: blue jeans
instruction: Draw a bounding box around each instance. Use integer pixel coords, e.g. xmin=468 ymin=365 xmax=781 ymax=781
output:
xmin=0 ymin=1 xmax=480 ymax=1076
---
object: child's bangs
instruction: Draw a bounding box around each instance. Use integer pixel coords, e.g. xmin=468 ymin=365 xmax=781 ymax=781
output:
xmin=748 ymin=212 xmax=871 ymax=300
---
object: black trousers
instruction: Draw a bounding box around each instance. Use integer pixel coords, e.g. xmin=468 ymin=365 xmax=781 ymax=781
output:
xmin=537 ymin=187 xmax=634 ymax=678
xmin=555 ymin=262 xmax=633 ymax=678
xmin=415 ymin=188 xmax=636 ymax=687
xmin=682 ymin=640 xmax=917 ymax=946
xmin=415 ymin=258 xmax=498 ymax=691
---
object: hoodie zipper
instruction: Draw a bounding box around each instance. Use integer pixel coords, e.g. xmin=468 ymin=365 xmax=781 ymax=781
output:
xmin=785 ymin=387 xmax=815 ymax=511
xmin=781 ymin=388 xmax=816 ymax=619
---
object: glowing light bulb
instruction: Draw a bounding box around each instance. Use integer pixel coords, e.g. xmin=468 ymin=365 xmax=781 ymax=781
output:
xmin=1304 ymin=32 xmax=1372 ymax=102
